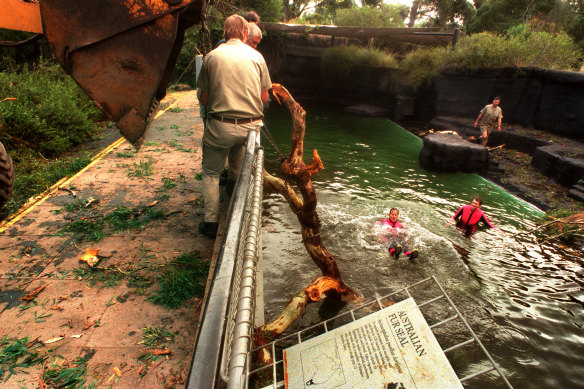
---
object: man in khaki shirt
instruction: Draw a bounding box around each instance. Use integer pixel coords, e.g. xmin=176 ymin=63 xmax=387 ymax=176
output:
xmin=197 ymin=14 xmax=271 ymax=238
xmin=474 ymin=96 xmax=503 ymax=146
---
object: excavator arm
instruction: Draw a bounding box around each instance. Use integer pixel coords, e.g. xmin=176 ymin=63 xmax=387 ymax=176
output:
xmin=1 ymin=0 xmax=206 ymax=147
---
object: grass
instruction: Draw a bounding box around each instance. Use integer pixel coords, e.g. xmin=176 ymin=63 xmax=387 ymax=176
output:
xmin=0 ymin=336 xmax=45 ymax=381
xmin=168 ymin=107 xmax=183 ymax=113
xmin=41 ymin=357 xmax=95 ymax=389
xmin=60 ymin=205 xmax=167 ymax=242
xmin=0 ymin=155 xmax=92 ymax=220
xmin=72 ymin=266 xmax=125 ymax=288
xmin=126 ymin=160 xmax=153 ymax=178
xmin=161 ymin=177 xmax=177 ymax=190
xmin=141 ymin=326 xmax=175 ymax=348
xmin=115 ymin=151 xmax=135 ymax=158
xmin=148 ymin=252 xmax=209 ymax=309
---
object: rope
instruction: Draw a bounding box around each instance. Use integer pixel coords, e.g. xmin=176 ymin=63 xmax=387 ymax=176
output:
xmin=260 ymin=125 xmax=285 ymax=163
xmin=172 ymin=54 xmax=198 ymax=87
xmin=0 ymin=34 xmax=43 ymax=47
xmin=197 ymin=19 xmax=212 ymax=56
xmin=260 ymin=125 xmax=294 ymax=197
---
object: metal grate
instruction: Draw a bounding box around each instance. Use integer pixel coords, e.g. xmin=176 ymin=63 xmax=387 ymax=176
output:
xmin=188 ymin=131 xmax=264 ymax=388
xmin=247 ymin=276 xmax=513 ymax=389
xmin=221 ymin=147 xmax=264 ymax=386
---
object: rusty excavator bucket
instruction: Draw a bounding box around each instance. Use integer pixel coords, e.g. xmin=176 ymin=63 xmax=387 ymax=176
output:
xmin=39 ymin=0 xmax=206 ymax=147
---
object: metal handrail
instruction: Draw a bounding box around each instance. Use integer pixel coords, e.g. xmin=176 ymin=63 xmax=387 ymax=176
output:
xmin=187 ymin=131 xmax=263 ymax=389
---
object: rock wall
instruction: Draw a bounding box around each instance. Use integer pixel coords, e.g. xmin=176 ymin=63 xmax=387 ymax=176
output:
xmin=259 ymin=37 xmax=584 ymax=140
xmin=419 ymin=133 xmax=489 ymax=173
xmin=434 ymin=67 xmax=584 ymax=140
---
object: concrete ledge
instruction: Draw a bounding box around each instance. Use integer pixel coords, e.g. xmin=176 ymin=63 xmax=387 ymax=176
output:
xmin=419 ymin=132 xmax=489 ymax=173
xmin=532 ymin=144 xmax=584 ymax=186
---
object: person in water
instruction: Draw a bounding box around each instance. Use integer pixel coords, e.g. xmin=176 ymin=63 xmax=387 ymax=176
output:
xmin=449 ymin=196 xmax=495 ymax=236
xmin=376 ymin=208 xmax=419 ymax=260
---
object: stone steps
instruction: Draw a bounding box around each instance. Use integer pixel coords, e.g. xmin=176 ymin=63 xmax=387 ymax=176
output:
xmin=568 ymin=178 xmax=584 ymax=202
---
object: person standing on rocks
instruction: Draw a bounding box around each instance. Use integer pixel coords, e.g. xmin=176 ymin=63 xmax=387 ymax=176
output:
xmin=196 ymin=14 xmax=271 ymax=238
xmin=474 ymin=96 xmax=503 ymax=147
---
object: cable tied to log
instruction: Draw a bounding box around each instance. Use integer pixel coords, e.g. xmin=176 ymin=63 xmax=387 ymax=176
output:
xmin=260 ymin=124 xmax=294 ymax=197
xmin=260 ymin=124 xmax=285 ymax=164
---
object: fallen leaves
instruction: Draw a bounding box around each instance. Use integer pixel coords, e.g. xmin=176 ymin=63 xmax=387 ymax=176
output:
xmin=79 ymin=248 xmax=100 ymax=267
xmin=82 ymin=320 xmax=97 ymax=330
xmin=21 ymin=285 xmax=46 ymax=301
xmin=43 ymin=336 xmax=64 ymax=345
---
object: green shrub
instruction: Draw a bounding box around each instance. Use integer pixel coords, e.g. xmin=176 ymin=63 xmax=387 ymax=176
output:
xmin=321 ymin=45 xmax=398 ymax=85
xmin=401 ymin=28 xmax=582 ymax=89
xmin=0 ymin=61 xmax=101 ymax=157
xmin=334 ymin=4 xmax=408 ymax=28
xmin=400 ymin=46 xmax=448 ymax=90
xmin=0 ymin=152 xmax=92 ymax=219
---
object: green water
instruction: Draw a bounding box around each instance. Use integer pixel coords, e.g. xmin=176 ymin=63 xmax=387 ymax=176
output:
xmin=261 ymin=103 xmax=584 ymax=388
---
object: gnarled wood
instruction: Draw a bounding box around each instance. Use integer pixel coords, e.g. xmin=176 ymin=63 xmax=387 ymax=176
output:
xmin=254 ymin=276 xmax=352 ymax=364
xmin=256 ymin=84 xmax=361 ymax=365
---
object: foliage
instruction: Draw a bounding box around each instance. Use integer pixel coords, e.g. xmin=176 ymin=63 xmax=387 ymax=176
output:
xmin=334 ymin=4 xmax=408 ymax=28
xmin=450 ymin=29 xmax=581 ymax=70
xmin=42 ymin=357 xmax=94 ymax=389
xmin=60 ymin=205 xmax=167 ymax=242
xmin=0 ymin=29 xmax=46 ymax=71
xmin=321 ymin=45 xmax=398 ymax=85
xmin=0 ymin=336 xmax=45 ymax=381
xmin=467 ymin=0 xmax=559 ymax=33
xmin=0 ymin=154 xmax=91 ymax=221
xmin=232 ymin=0 xmax=284 ymax=22
xmin=533 ymin=208 xmax=584 ymax=244
xmin=409 ymin=0 xmax=476 ymax=28
xmin=0 ymin=61 xmax=101 ymax=157
xmin=148 ymin=252 xmax=209 ymax=309
xmin=284 ymin=0 xmax=355 ymax=21
xmin=400 ymin=46 xmax=449 ymax=89
xmin=141 ymin=326 xmax=175 ymax=348
xmin=400 ymin=28 xmax=582 ymax=89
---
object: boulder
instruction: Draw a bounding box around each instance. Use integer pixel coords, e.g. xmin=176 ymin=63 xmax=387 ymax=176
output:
xmin=532 ymin=144 xmax=584 ymax=186
xmin=419 ymin=132 xmax=489 ymax=173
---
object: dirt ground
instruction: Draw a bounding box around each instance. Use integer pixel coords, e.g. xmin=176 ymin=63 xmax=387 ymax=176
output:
xmin=0 ymin=90 xmax=214 ymax=388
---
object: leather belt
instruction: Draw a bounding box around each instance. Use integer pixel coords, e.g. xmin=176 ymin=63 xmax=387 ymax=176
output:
xmin=210 ymin=113 xmax=262 ymax=125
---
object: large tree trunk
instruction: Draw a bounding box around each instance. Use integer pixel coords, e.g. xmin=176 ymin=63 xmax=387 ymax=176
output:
xmin=255 ymin=84 xmax=360 ymax=364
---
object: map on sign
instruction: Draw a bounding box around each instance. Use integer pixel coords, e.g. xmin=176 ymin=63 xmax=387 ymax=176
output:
xmin=283 ymin=298 xmax=463 ymax=389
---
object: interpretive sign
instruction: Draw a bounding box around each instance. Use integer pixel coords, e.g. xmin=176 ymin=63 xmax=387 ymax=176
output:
xmin=283 ymin=298 xmax=462 ymax=389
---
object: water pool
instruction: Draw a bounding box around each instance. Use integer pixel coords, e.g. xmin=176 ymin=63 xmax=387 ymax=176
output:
xmin=261 ymin=103 xmax=584 ymax=388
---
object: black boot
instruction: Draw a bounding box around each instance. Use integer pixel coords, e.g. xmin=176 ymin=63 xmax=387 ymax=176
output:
xmin=199 ymin=221 xmax=218 ymax=238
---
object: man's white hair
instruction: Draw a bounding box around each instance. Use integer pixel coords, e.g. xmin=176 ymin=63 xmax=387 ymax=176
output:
xmin=248 ymin=23 xmax=262 ymax=41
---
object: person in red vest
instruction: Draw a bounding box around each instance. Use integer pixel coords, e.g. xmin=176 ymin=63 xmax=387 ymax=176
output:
xmin=376 ymin=208 xmax=419 ymax=260
xmin=450 ymin=196 xmax=496 ymax=236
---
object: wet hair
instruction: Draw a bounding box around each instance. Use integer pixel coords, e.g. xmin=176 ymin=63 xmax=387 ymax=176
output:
xmin=248 ymin=23 xmax=262 ymax=42
xmin=389 ymin=208 xmax=399 ymax=215
xmin=224 ymin=14 xmax=248 ymax=41
xmin=243 ymin=11 xmax=260 ymax=23
xmin=473 ymin=196 xmax=483 ymax=205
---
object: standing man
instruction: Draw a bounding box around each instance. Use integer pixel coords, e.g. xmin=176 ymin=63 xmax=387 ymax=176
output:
xmin=247 ymin=23 xmax=262 ymax=49
xmin=474 ymin=96 xmax=503 ymax=147
xmin=197 ymin=14 xmax=271 ymax=238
